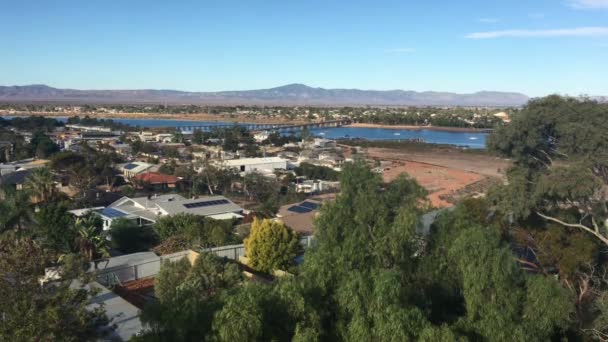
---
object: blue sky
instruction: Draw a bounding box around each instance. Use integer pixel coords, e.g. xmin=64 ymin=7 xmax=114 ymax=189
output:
xmin=1 ymin=0 xmax=607 ymax=96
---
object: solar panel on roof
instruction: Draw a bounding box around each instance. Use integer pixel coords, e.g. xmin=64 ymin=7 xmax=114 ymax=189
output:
xmin=183 ymin=199 xmax=230 ymax=209
xmin=101 ymin=207 xmax=127 ymax=218
xmin=299 ymin=201 xmax=319 ymax=210
xmin=287 ymin=205 xmax=312 ymax=214
xmin=123 ymin=163 xmax=138 ymax=170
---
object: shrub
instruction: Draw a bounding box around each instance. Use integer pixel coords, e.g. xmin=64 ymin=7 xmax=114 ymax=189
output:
xmin=244 ymin=218 xmax=300 ymax=273
xmin=109 ymin=218 xmax=158 ymax=253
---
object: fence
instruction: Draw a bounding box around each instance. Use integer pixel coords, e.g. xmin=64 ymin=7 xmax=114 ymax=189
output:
xmin=93 ymin=236 xmax=316 ymax=287
xmin=202 ymin=244 xmax=246 ymax=261
xmin=93 ymin=250 xmax=197 ymax=287
xmin=201 ymin=235 xmax=315 ymax=262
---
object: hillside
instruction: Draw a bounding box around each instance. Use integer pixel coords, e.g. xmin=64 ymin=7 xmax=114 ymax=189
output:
xmin=0 ymin=83 xmax=530 ymax=106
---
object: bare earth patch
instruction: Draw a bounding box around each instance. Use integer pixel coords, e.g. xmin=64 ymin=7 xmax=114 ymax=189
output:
xmin=366 ymin=147 xmax=511 ymax=208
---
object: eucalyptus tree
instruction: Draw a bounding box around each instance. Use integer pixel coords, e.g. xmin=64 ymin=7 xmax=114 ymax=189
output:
xmin=488 ymin=96 xmax=608 ymax=245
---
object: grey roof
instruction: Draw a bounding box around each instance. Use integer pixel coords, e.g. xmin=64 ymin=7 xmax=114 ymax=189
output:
xmin=109 ymin=194 xmax=243 ymax=220
xmin=93 ymin=252 xmax=159 ymax=271
xmin=156 ymin=195 xmax=243 ymax=216
xmin=110 ymin=202 xmax=160 ymax=222
xmin=0 ymin=169 xmax=31 ymax=185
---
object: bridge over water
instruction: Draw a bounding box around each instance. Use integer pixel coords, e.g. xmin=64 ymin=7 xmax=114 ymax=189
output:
xmin=174 ymin=119 xmax=352 ymax=133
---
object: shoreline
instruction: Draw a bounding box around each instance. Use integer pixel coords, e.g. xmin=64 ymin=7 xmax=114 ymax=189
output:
xmin=345 ymin=122 xmax=493 ymax=133
xmin=0 ymin=111 xmax=493 ymax=132
xmin=0 ymin=111 xmax=306 ymax=125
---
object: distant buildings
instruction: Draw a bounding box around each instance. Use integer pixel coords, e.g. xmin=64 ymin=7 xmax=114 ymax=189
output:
xmin=493 ymin=112 xmax=511 ymax=123
xmin=295 ymin=179 xmax=340 ymax=194
xmin=138 ymin=131 xmax=156 ymax=142
xmin=65 ymin=124 xmax=113 ymax=133
xmin=253 ymin=131 xmax=270 ymax=143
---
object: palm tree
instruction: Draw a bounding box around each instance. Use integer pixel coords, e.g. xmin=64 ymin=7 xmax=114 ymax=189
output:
xmin=74 ymin=214 xmax=109 ymax=263
xmin=0 ymin=186 xmax=33 ymax=233
xmin=24 ymin=167 xmax=57 ymax=203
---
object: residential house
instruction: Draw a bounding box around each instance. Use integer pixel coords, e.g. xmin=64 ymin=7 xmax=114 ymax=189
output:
xmin=155 ymin=133 xmax=173 ymax=143
xmin=253 ymin=131 xmax=270 ymax=143
xmin=276 ymin=199 xmax=324 ymax=235
xmin=133 ymin=172 xmax=180 ymax=190
xmin=120 ymin=162 xmax=154 ymax=178
xmin=65 ymin=124 xmax=113 ymax=133
xmin=71 ymin=194 xmax=244 ymax=230
xmin=220 ymin=157 xmax=289 ymax=173
xmin=138 ymin=131 xmax=156 ymax=142
xmin=0 ymin=158 xmax=49 ymax=176
xmin=493 ymin=112 xmax=511 ymax=123
xmin=109 ymin=142 xmax=132 ymax=156
xmin=295 ymin=180 xmax=340 ymax=194
xmin=0 ymin=169 xmax=32 ymax=191
xmin=318 ymin=152 xmax=345 ymax=166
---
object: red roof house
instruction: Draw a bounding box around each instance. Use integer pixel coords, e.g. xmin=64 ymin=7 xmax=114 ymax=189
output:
xmin=133 ymin=172 xmax=180 ymax=189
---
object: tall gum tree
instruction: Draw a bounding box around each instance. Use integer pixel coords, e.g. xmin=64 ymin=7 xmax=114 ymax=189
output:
xmin=488 ymin=96 xmax=608 ymax=245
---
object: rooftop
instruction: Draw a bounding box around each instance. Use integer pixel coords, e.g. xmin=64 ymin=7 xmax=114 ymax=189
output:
xmin=120 ymin=162 xmax=154 ymax=174
xmin=276 ymin=199 xmax=324 ymax=235
xmin=0 ymin=169 xmax=32 ymax=185
xmin=222 ymin=157 xmax=287 ymax=166
xmin=109 ymin=194 xmax=243 ymax=220
xmin=133 ymin=172 xmax=179 ymax=185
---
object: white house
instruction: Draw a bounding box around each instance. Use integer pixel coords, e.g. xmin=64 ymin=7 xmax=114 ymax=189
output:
xmin=253 ymin=131 xmax=270 ymax=143
xmin=119 ymin=162 xmax=154 ymax=178
xmin=155 ymin=133 xmax=173 ymax=143
xmin=220 ymin=157 xmax=289 ymax=173
xmin=296 ymin=180 xmax=340 ymax=194
xmin=138 ymin=131 xmax=156 ymax=142
xmin=69 ymin=194 xmax=244 ymax=230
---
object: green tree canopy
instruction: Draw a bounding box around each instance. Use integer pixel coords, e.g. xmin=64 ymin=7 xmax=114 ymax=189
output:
xmin=488 ymin=96 xmax=608 ymax=246
xmin=245 ymin=218 xmax=301 ymax=273
xmin=109 ymin=218 xmax=158 ymax=254
xmin=140 ymin=253 xmax=241 ymax=340
xmin=25 ymin=167 xmax=58 ymax=203
xmin=0 ymin=237 xmax=108 ymax=341
xmin=153 ymin=213 xmax=238 ymax=248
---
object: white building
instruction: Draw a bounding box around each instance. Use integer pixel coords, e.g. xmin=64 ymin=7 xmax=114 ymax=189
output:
xmin=119 ymin=162 xmax=154 ymax=178
xmin=253 ymin=131 xmax=270 ymax=143
xmin=155 ymin=133 xmax=173 ymax=143
xmin=65 ymin=124 xmax=112 ymax=133
xmin=69 ymin=194 xmax=244 ymax=230
xmin=138 ymin=131 xmax=156 ymax=142
xmin=296 ymin=180 xmax=340 ymax=194
xmin=220 ymin=157 xmax=289 ymax=173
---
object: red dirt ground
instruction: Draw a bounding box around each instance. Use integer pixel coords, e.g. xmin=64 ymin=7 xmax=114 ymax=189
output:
xmin=366 ymin=147 xmax=510 ymax=208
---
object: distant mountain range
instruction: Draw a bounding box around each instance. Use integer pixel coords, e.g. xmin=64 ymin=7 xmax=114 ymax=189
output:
xmin=0 ymin=84 xmax=531 ymax=106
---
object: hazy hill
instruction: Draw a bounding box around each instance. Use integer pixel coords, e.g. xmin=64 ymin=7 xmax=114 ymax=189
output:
xmin=0 ymin=83 xmax=530 ymax=106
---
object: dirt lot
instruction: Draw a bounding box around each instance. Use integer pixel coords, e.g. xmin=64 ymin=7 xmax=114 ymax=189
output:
xmin=366 ymin=147 xmax=511 ymax=208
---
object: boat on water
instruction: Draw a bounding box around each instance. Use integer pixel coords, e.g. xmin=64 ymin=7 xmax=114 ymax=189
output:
xmin=394 ymin=132 xmax=401 ymax=136
xmin=469 ymin=137 xmax=479 ymax=140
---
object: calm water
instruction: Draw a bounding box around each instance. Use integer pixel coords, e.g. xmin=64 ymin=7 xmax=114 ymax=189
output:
xmin=309 ymin=127 xmax=487 ymax=148
xmin=5 ymin=116 xmax=488 ymax=148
